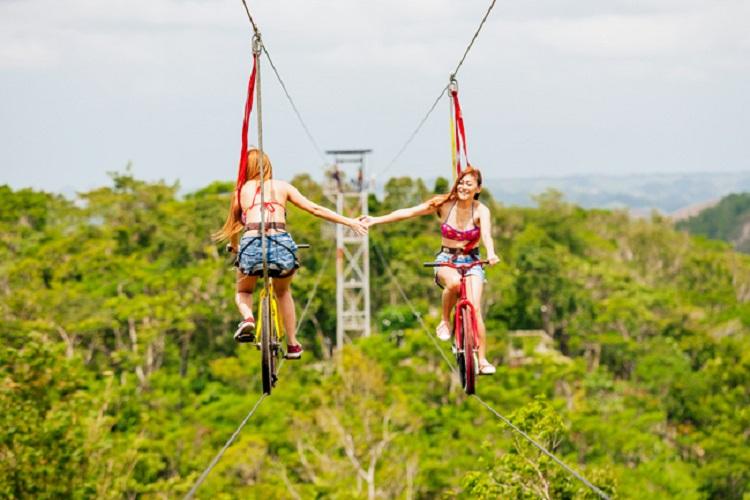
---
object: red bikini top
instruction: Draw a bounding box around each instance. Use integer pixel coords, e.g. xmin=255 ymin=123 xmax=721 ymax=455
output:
xmin=440 ymin=202 xmax=480 ymax=243
xmin=241 ymin=184 xmax=286 ymax=225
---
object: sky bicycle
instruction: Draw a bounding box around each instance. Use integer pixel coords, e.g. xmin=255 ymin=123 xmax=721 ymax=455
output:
xmin=255 ymin=243 xmax=309 ymax=394
xmin=231 ymin=242 xmax=309 ymax=395
xmin=424 ymin=259 xmax=489 ymax=395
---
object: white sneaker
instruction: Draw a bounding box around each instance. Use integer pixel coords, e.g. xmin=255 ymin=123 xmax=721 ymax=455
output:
xmin=479 ymin=360 xmax=496 ymax=375
xmin=233 ymin=319 xmax=256 ymax=343
xmin=436 ymin=321 xmax=451 ymax=341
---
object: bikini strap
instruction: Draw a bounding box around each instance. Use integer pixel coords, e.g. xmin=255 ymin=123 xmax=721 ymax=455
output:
xmin=443 ymin=201 xmax=457 ymax=224
xmin=250 ymin=184 xmax=261 ymax=209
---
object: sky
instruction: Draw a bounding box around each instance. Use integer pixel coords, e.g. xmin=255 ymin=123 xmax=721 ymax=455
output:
xmin=1 ymin=0 xmax=749 ymax=194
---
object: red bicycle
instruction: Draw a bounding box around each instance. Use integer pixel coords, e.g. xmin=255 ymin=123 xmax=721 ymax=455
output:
xmin=424 ymin=259 xmax=488 ymax=395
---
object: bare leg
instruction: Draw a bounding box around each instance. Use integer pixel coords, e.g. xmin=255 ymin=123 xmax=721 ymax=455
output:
xmin=436 ymin=268 xmax=461 ymax=325
xmin=236 ymin=271 xmax=258 ymax=320
xmin=466 ymin=275 xmax=487 ymax=362
xmin=272 ymin=273 xmax=298 ymax=346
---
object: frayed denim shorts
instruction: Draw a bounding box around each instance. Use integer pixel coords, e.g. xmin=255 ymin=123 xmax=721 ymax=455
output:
xmin=236 ymin=232 xmax=299 ymax=277
xmin=433 ymin=250 xmax=485 ymax=288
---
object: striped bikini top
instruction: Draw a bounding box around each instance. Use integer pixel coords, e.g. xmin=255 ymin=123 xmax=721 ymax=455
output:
xmin=440 ymin=202 xmax=480 ymax=243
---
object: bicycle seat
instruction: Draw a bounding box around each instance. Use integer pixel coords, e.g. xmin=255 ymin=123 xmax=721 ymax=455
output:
xmin=245 ymin=263 xmax=295 ymax=278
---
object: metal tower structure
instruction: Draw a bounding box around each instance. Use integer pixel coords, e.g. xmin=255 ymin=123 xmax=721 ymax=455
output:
xmin=324 ymin=149 xmax=372 ymax=349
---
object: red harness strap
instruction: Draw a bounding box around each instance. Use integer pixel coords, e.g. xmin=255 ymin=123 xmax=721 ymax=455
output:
xmin=451 ymin=87 xmax=469 ymax=176
xmin=235 ymin=54 xmax=258 ymax=202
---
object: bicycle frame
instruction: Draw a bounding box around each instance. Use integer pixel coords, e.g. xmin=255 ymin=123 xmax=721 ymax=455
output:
xmin=454 ymin=275 xmax=480 ymax=354
xmin=256 ymin=281 xmax=284 ymax=345
xmin=257 ymin=279 xmax=284 ymax=395
xmin=228 ymin=242 xmax=308 ymax=395
xmin=425 ymin=259 xmax=488 ymax=394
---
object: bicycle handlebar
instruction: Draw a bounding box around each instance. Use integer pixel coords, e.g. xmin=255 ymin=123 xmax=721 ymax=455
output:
xmin=423 ymin=260 xmax=489 ymax=269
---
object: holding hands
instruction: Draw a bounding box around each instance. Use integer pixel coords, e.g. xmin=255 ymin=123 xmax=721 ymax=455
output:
xmin=348 ymin=217 xmax=369 ymax=236
xmin=358 ymin=213 xmax=499 ymax=266
xmin=357 ymin=215 xmax=375 ymax=228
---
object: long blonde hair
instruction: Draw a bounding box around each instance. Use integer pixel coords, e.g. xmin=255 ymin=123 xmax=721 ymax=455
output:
xmin=213 ymin=148 xmax=273 ymax=247
xmin=427 ymin=166 xmax=483 ymax=211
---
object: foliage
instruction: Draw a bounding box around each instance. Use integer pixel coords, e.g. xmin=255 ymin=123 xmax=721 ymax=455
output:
xmin=677 ymin=192 xmax=750 ymax=253
xmin=1 ymin=176 xmax=749 ymax=498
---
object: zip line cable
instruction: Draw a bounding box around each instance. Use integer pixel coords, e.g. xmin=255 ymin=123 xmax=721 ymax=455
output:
xmin=185 ymin=245 xmax=335 ymax=499
xmin=377 ymin=0 xmax=499 ymax=179
xmin=471 ymin=395 xmax=611 ymax=499
xmin=184 ymin=392 xmax=267 ymax=499
xmin=371 ymin=243 xmax=610 ymax=500
xmin=378 ymin=86 xmax=449 ymax=180
xmin=450 ymin=0 xmax=497 ymax=78
xmin=239 ymin=0 xmax=260 ymax=34
xmin=203 ymin=2 xmax=607 ymax=496
xmin=261 ymin=45 xmax=327 ymax=164
xmin=372 ymin=242 xmax=457 ymax=373
xmin=239 ymin=0 xmax=326 ymax=164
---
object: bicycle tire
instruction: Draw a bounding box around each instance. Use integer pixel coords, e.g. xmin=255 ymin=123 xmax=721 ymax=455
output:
xmin=462 ymin=307 xmax=476 ymax=395
xmin=261 ymin=294 xmax=273 ymax=395
xmin=454 ymin=313 xmax=467 ymax=390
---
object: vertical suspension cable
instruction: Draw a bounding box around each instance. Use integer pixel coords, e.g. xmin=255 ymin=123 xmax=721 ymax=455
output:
xmin=253 ymin=34 xmax=269 ymax=292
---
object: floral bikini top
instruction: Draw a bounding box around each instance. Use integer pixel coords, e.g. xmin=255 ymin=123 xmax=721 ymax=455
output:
xmin=440 ymin=201 xmax=480 ymax=244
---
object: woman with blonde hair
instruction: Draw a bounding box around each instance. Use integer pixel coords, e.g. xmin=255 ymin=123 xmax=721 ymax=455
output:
xmin=215 ymin=149 xmax=367 ymax=359
xmin=362 ymin=167 xmax=499 ymax=374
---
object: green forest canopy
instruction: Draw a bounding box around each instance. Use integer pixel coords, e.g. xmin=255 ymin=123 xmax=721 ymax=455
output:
xmin=1 ymin=174 xmax=749 ymax=498
xmin=677 ymin=192 xmax=750 ymax=253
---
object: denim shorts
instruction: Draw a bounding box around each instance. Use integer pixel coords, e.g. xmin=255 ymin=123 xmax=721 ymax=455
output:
xmin=236 ymin=232 xmax=299 ymax=277
xmin=433 ymin=250 xmax=485 ymax=288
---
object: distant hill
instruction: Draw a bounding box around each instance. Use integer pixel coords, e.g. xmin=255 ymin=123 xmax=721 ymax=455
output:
xmin=482 ymin=171 xmax=750 ymax=214
xmin=677 ymin=192 xmax=750 ymax=252
xmin=669 ymin=198 xmax=721 ymax=222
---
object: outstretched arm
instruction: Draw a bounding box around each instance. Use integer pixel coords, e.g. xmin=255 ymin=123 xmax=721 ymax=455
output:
xmin=368 ymin=202 xmax=437 ymax=226
xmin=478 ymin=204 xmax=499 ymax=265
xmin=287 ymin=184 xmax=367 ymax=235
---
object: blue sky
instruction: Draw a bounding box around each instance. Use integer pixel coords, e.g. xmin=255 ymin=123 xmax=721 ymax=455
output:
xmin=1 ymin=0 xmax=748 ymax=193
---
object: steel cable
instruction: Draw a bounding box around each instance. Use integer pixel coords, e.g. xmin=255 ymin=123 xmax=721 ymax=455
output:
xmin=371 ymin=243 xmax=610 ymax=500
xmin=184 ymin=245 xmax=335 ymax=498
xmin=261 ymin=45 xmax=327 ymax=164
xmin=239 ymin=0 xmax=260 ymax=34
xmin=372 ymin=242 xmax=457 ymax=372
xmin=376 ymin=0 xmax=499 ymax=179
xmin=472 ymin=395 xmax=610 ymax=499
xmin=239 ymin=0 xmax=326 ymax=164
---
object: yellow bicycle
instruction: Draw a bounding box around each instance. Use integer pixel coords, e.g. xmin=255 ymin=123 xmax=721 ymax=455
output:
xmin=256 ymin=243 xmax=308 ymax=395
xmin=257 ymin=279 xmax=283 ymax=394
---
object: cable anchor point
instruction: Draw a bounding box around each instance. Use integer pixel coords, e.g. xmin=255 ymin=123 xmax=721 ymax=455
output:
xmin=448 ymin=74 xmax=458 ymax=93
xmin=252 ymin=33 xmax=263 ymax=55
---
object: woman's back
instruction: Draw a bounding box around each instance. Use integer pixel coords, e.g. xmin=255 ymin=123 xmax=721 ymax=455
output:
xmin=240 ymin=179 xmax=289 ymax=231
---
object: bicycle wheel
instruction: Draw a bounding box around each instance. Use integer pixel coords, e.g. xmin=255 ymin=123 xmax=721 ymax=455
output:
xmin=461 ymin=307 xmax=476 ymax=395
xmin=260 ymin=293 xmax=274 ymax=395
xmin=454 ymin=314 xmax=467 ymax=390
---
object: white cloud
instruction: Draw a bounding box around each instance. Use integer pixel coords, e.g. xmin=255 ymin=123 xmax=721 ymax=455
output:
xmin=1 ymin=0 xmax=749 ymax=191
